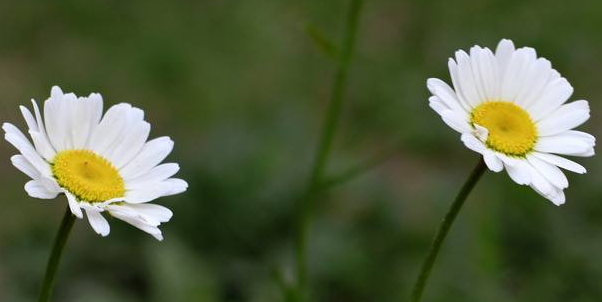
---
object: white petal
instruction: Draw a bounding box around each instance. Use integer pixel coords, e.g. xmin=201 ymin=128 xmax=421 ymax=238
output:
xmin=500 ymin=48 xmax=535 ymax=103
xmin=88 ymin=103 xmax=132 ymax=156
xmin=4 ymin=122 xmax=34 ymax=149
xmin=537 ymin=100 xmax=589 ymax=136
xmin=36 ymin=177 xmax=62 ymax=195
xmin=483 ymin=152 xmax=503 ymax=172
xmin=528 ymin=77 xmax=573 ymax=121
xmin=126 ymin=163 xmax=180 ymax=190
xmin=119 ymin=203 xmax=172 ymax=223
xmin=71 ymin=94 xmax=103 ymax=149
xmin=473 ymin=124 xmax=489 ymax=142
xmin=454 ymin=50 xmax=482 ymax=107
xmin=30 ymin=100 xmax=56 ymax=159
xmin=495 ymin=39 xmax=515 ymax=75
xmin=532 ymin=152 xmax=586 ymax=174
xmin=427 ymin=78 xmax=466 ymax=113
xmin=496 ymin=153 xmax=523 ymax=167
xmin=44 ymin=87 xmax=74 ymax=151
xmin=527 ymin=163 xmax=553 ymax=196
xmin=429 ymin=97 xmax=447 ymax=115
xmin=504 ymin=160 xmax=531 ymax=185
xmin=550 ymin=188 xmax=566 ymax=205
xmin=468 ymin=46 xmax=487 ymax=102
xmin=531 ymin=182 xmax=566 ymax=206
xmin=124 ymin=182 xmax=174 ymax=204
xmin=85 ymin=208 xmax=110 ymax=237
xmin=3 ymin=123 xmax=52 ymax=177
xmin=527 ymin=155 xmax=568 ymax=189
xmin=517 ymin=58 xmax=553 ymax=109
xmin=120 ymin=137 xmax=174 ymax=180
xmin=461 ymin=134 xmax=505 ymax=173
xmin=461 ymin=133 xmax=487 ymax=154
xmin=441 ymin=110 xmax=471 ymax=133
xmin=11 ymin=154 xmax=40 ymax=179
xmin=29 ymin=131 xmax=56 ymax=160
xmin=107 ymin=121 xmax=151 ymax=169
xmin=162 ymin=178 xmax=188 ymax=196
xmin=448 ymin=58 xmax=473 ymax=111
xmin=43 ymin=87 xmax=63 ymax=150
xmin=65 ymin=192 xmax=83 ymax=218
xmin=100 ymin=106 xmax=146 ymax=163
xmin=20 ymin=105 xmax=38 ymax=133
xmin=511 ymin=58 xmax=551 ymax=108
xmin=25 ymin=180 xmax=59 ymax=199
xmin=107 ymin=207 xmax=164 ymax=241
xmin=470 ymin=46 xmax=498 ymax=101
xmin=535 ymin=131 xmax=595 ymax=157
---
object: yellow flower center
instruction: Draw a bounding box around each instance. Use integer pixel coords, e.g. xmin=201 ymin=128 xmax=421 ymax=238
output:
xmin=470 ymin=101 xmax=538 ymax=157
xmin=52 ymin=150 xmax=125 ymax=203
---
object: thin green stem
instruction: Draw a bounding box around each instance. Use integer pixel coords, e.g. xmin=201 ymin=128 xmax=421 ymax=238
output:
xmin=320 ymin=146 xmax=401 ymax=191
xmin=38 ymin=206 xmax=76 ymax=302
xmin=409 ymin=158 xmax=486 ymax=302
xmin=294 ymin=0 xmax=364 ymax=300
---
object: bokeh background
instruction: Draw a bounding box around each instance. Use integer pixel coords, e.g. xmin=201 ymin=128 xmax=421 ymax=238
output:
xmin=1 ymin=0 xmax=602 ymax=301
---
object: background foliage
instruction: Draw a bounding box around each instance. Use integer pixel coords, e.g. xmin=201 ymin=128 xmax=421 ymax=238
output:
xmin=1 ymin=0 xmax=601 ymax=301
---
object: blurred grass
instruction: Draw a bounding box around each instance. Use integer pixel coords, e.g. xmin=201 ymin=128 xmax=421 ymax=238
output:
xmin=0 ymin=0 xmax=602 ymax=301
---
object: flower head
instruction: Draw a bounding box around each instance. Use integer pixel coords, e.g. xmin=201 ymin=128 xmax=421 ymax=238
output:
xmin=4 ymin=86 xmax=188 ymax=240
xmin=428 ymin=39 xmax=595 ymax=205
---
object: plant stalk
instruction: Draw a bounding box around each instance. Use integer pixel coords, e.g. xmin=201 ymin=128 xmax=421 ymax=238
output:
xmin=38 ymin=206 xmax=76 ymax=302
xmin=294 ymin=0 xmax=364 ymax=300
xmin=409 ymin=158 xmax=487 ymax=302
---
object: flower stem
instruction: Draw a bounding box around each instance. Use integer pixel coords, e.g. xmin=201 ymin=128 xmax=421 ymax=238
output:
xmin=38 ymin=206 xmax=76 ymax=302
xmin=409 ymin=158 xmax=487 ymax=302
xmin=319 ymin=146 xmax=401 ymax=191
xmin=294 ymin=0 xmax=364 ymax=300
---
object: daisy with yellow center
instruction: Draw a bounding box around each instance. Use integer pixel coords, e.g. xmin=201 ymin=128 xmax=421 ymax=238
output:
xmin=4 ymin=86 xmax=187 ymax=239
xmin=428 ymin=39 xmax=595 ymax=205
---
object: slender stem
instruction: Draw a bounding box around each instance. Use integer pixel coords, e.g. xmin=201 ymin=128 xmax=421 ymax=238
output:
xmin=38 ymin=207 xmax=76 ymax=302
xmin=409 ymin=158 xmax=487 ymax=302
xmin=294 ymin=0 xmax=364 ymax=300
xmin=320 ymin=146 xmax=401 ymax=191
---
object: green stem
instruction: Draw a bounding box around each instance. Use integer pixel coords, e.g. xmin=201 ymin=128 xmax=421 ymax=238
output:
xmin=38 ymin=206 xmax=76 ymax=302
xmin=320 ymin=146 xmax=401 ymax=191
xmin=409 ymin=158 xmax=486 ymax=302
xmin=294 ymin=0 xmax=364 ymax=300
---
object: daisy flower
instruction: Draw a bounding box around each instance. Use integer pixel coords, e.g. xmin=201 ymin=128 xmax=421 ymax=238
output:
xmin=427 ymin=39 xmax=595 ymax=205
xmin=4 ymin=86 xmax=187 ymax=240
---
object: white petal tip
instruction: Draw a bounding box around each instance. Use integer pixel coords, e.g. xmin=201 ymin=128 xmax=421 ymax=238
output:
xmin=473 ymin=124 xmax=489 ymax=142
xmin=549 ymin=193 xmax=566 ymax=206
xmin=552 ymin=200 xmax=565 ymax=206
xmin=426 ymin=78 xmax=437 ymax=87
xmin=486 ymin=165 xmax=503 ymax=173
xmin=50 ymin=86 xmax=63 ymax=96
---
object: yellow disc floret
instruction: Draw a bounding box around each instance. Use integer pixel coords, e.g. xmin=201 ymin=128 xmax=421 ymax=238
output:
xmin=52 ymin=150 xmax=125 ymax=203
xmin=470 ymin=101 xmax=538 ymax=157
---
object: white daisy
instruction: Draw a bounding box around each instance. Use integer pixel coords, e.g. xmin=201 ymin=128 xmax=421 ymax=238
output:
xmin=427 ymin=39 xmax=595 ymax=205
xmin=4 ymin=86 xmax=187 ymax=240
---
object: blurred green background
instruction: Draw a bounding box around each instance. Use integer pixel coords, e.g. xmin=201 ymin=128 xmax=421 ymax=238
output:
xmin=1 ymin=0 xmax=602 ymax=301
